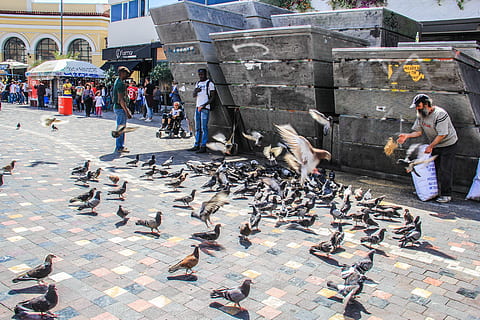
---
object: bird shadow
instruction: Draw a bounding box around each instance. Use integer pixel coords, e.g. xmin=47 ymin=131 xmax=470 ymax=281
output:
xmin=350 ymin=225 xmax=366 ymax=231
xmin=286 ymin=224 xmax=317 ymax=234
xmin=99 ymin=153 xmax=122 ymax=162
xmin=173 ymin=204 xmax=192 ymax=209
xmin=209 ymin=302 xmax=250 ymax=320
xmin=363 ymin=228 xmax=379 ymax=235
xmin=115 ymin=219 xmax=129 ymax=228
xmin=164 ymin=190 xmax=181 ymax=193
xmin=8 ymin=285 xmax=47 ymax=295
xmin=370 ymin=247 xmax=389 ymax=257
xmin=27 ymin=161 xmax=59 ymax=167
xmin=104 ymin=183 xmax=119 ymax=187
xmin=74 ymin=183 xmax=90 ymax=188
xmin=198 ymin=242 xmax=225 ymax=256
xmin=403 ymin=241 xmax=457 ymax=260
xmin=134 ymin=231 xmax=160 ymax=239
xmin=309 ymin=252 xmax=341 ymax=267
xmin=76 ymin=211 xmax=98 ymax=216
xmin=106 ymin=197 xmax=125 ymax=201
xmin=239 ymin=238 xmax=252 ymax=249
xmin=343 ymin=299 xmax=371 ymax=319
xmin=250 ymin=229 xmax=261 ymax=235
xmin=167 ymin=274 xmax=198 ymax=281
xmin=374 ymin=216 xmax=401 ymax=222
xmin=12 ymin=313 xmax=57 ymax=320
xmin=201 ymin=189 xmax=217 ymax=193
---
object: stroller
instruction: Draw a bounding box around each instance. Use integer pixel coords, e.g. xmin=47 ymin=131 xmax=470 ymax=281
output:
xmin=156 ymin=104 xmax=191 ymax=139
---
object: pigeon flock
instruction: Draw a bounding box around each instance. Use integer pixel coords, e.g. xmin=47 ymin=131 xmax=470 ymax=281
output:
xmin=2 ymin=109 xmax=433 ymax=318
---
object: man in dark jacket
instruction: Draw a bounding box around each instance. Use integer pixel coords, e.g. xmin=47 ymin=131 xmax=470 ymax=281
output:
xmin=36 ymin=82 xmax=46 ymax=109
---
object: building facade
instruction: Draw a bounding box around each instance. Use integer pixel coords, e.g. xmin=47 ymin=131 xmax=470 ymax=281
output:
xmin=0 ymin=0 xmax=109 ymax=71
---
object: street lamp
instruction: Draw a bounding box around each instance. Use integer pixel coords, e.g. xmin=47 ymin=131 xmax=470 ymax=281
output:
xmin=60 ymin=0 xmax=64 ymax=54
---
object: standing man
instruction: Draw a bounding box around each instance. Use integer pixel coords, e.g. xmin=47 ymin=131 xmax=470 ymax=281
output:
xmin=144 ymin=77 xmax=155 ymax=122
xmin=36 ymin=81 xmax=46 ymax=109
xmin=75 ymin=81 xmax=85 ymax=111
xmin=397 ymin=94 xmax=458 ymax=203
xmin=63 ymin=79 xmax=72 ymax=96
xmin=113 ymin=66 xmax=132 ymax=153
xmin=188 ymin=68 xmax=216 ymax=153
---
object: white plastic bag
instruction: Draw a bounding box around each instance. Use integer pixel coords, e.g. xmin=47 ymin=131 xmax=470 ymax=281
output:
xmin=412 ymin=144 xmax=438 ymax=201
xmin=466 ymin=159 xmax=480 ymax=201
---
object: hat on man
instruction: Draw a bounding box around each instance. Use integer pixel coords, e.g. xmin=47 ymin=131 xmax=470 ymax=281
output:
xmin=118 ymin=66 xmax=131 ymax=74
xmin=409 ymin=94 xmax=432 ymax=108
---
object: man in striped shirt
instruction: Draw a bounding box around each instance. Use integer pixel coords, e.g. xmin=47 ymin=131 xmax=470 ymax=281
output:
xmin=398 ymin=94 xmax=458 ymax=203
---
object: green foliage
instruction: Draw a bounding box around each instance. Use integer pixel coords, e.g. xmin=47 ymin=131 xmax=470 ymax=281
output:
xmin=328 ymin=0 xmax=385 ymax=9
xmin=104 ymin=66 xmax=116 ymax=87
xmin=149 ymin=62 xmax=173 ymax=83
xmin=437 ymin=0 xmax=464 ymax=10
xmin=53 ymin=51 xmax=79 ymax=60
xmin=260 ymin=0 xmax=312 ymax=12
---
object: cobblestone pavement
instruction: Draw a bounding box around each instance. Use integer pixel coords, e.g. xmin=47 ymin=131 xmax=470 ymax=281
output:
xmin=0 ymin=103 xmax=479 ymax=320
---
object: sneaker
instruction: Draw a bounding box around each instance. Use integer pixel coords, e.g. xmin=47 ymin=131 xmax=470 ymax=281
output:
xmin=188 ymin=146 xmax=200 ymax=151
xmin=139 ymin=117 xmax=146 ymax=120
xmin=119 ymin=148 xmax=130 ymax=153
xmin=196 ymin=146 xmax=207 ymax=153
xmin=436 ymin=196 xmax=451 ymax=203
xmin=145 ymin=118 xmax=152 ymax=122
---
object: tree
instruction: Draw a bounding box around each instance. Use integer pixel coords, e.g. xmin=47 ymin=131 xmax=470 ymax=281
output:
xmin=260 ymin=0 xmax=312 ymax=12
xmin=149 ymin=62 xmax=173 ymax=83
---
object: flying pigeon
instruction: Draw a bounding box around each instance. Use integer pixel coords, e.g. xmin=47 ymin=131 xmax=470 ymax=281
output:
xmin=308 ymin=109 xmax=332 ymax=135
xmin=111 ymin=124 xmax=138 ymax=138
xmin=242 ymin=130 xmax=263 ymax=147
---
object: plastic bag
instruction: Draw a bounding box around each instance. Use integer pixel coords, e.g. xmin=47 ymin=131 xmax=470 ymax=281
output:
xmin=466 ymin=159 xmax=480 ymax=201
xmin=411 ymin=144 xmax=438 ymax=201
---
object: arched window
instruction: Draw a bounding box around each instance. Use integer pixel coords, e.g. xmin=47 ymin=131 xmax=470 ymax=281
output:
xmin=3 ymin=37 xmax=27 ymax=63
xmin=35 ymin=38 xmax=58 ymax=61
xmin=68 ymin=39 xmax=92 ymax=62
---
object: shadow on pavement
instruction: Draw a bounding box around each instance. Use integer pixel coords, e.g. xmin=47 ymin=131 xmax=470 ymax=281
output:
xmin=209 ymin=302 xmax=250 ymax=320
xmin=8 ymin=285 xmax=47 ymax=295
xmin=166 ymin=274 xmax=198 ymax=281
xmin=343 ymin=300 xmax=371 ymax=319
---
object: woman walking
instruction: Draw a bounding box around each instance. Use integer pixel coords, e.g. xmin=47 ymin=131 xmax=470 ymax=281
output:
xmin=82 ymin=83 xmax=94 ymax=117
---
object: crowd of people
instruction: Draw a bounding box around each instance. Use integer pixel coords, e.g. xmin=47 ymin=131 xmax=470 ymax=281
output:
xmin=0 ymin=79 xmax=30 ymax=105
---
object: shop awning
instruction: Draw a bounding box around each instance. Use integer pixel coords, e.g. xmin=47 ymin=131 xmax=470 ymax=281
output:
xmin=100 ymin=60 xmax=141 ymax=72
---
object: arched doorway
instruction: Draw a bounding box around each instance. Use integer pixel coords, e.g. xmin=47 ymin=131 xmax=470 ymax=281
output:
xmin=35 ymin=38 xmax=58 ymax=61
xmin=68 ymin=39 xmax=92 ymax=62
xmin=3 ymin=37 xmax=27 ymax=63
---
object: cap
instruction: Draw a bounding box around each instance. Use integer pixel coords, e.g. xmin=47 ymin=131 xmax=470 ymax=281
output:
xmin=118 ymin=66 xmax=131 ymax=74
xmin=409 ymin=94 xmax=431 ymax=108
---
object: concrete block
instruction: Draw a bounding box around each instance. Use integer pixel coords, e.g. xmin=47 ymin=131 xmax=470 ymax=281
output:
xmin=271 ymin=7 xmax=421 ymax=46
xmin=398 ymin=41 xmax=480 ymax=61
xmin=334 ymin=89 xmax=479 ymax=126
xmin=213 ymin=0 xmax=292 ymax=19
xmin=229 ymin=85 xmax=334 ymax=113
xmin=150 ymin=1 xmax=245 ymax=29
xmin=163 ymin=42 xmax=218 ymax=63
xmin=169 ymin=62 xmax=227 ymax=85
xmin=155 ymin=21 xmax=238 ymax=44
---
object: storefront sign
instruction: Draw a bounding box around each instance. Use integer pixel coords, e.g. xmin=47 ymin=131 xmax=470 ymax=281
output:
xmin=103 ymin=44 xmax=152 ymax=60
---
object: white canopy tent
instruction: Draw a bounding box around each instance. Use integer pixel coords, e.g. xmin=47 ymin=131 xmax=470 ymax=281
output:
xmin=26 ymin=59 xmax=105 ymax=79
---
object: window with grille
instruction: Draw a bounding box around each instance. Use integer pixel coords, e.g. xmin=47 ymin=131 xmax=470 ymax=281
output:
xmin=35 ymin=38 xmax=58 ymax=61
xmin=3 ymin=37 xmax=27 ymax=63
xmin=68 ymin=39 xmax=92 ymax=62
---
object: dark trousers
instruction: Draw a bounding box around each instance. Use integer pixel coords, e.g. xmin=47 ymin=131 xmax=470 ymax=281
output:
xmin=38 ymin=95 xmax=45 ymax=108
xmin=85 ymin=98 xmax=93 ymax=117
xmin=128 ymin=100 xmax=136 ymax=114
xmin=432 ymin=142 xmax=457 ymax=196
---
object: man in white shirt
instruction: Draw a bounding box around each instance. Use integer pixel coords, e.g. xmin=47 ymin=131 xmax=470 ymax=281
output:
xmin=188 ymin=68 xmax=216 ymax=153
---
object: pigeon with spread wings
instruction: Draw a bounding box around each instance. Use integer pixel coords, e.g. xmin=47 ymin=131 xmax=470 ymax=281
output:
xmin=111 ymin=125 xmax=139 ymax=138
xmin=275 ymin=124 xmax=331 ymax=184
xmin=309 ymin=109 xmax=332 ymax=136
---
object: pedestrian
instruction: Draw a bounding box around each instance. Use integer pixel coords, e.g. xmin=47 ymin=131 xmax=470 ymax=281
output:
xmin=127 ymin=81 xmax=138 ymax=115
xmin=137 ymin=85 xmax=145 ymax=119
xmin=75 ymin=81 xmax=85 ymax=111
xmin=82 ymin=83 xmax=94 ymax=117
xmin=23 ymin=81 xmax=30 ymax=105
xmin=397 ymin=94 xmax=458 ymax=203
xmin=94 ymin=90 xmax=104 ymax=117
xmin=188 ymin=68 xmax=216 ymax=153
xmin=36 ymin=81 xmax=46 ymax=109
xmin=170 ymin=80 xmax=182 ymax=104
xmin=63 ymin=79 xmax=73 ymax=96
xmin=144 ymin=77 xmax=155 ymax=122
xmin=153 ymin=85 xmax=162 ymax=114
xmin=113 ymin=66 xmax=132 ymax=153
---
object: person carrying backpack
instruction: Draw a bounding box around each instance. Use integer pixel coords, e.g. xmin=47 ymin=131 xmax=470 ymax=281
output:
xmin=188 ymin=68 xmax=216 ymax=154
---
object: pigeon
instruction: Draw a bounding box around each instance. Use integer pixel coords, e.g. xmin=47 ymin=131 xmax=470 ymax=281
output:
xmin=168 ymin=245 xmax=199 ymax=275
xmin=174 ymin=189 xmax=196 ymax=206
xmin=108 ymin=175 xmax=120 ymax=185
xmin=140 ymin=166 xmax=156 ymax=180
xmin=207 ymin=133 xmax=233 ymax=155
xmin=71 ymin=160 xmax=90 ymax=175
xmin=69 ymin=188 xmax=96 ymax=203
xmin=116 ymin=205 xmax=130 ymax=221
xmin=239 ymin=222 xmax=252 ymax=240
xmin=211 ymin=279 xmax=253 ymax=309
xmin=126 ymin=154 xmax=140 ymax=166
xmin=358 ymin=195 xmax=385 ymax=209
xmin=327 ymin=274 xmax=366 ymax=306
xmin=263 ymin=144 xmax=283 ymax=165
xmin=74 ymin=171 xmax=93 ymax=185
xmin=397 ymin=221 xmax=422 ymax=247
xmin=342 ymin=250 xmax=376 ymax=277
xmin=249 ymin=205 xmax=262 ymax=231
xmin=309 ymin=109 xmax=332 ymax=135
xmin=331 ymin=224 xmax=345 ymax=251
xmin=166 ymin=173 xmax=188 ymax=191
xmin=142 ymin=155 xmax=156 ymax=167
xmin=136 ymin=211 xmax=162 ymax=233
xmin=40 ymin=115 xmax=67 ymax=127
xmin=108 ymin=181 xmax=128 ymax=199
xmin=309 ymin=238 xmax=334 ymax=256
xmin=111 ymin=124 xmax=138 ymax=138
xmin=2 ymin=160 xmax=16 ymax=174
xmin=91 ymin=168 xmax=102 ymax=180
xmin=293 ymin=214 xmax=318 ymax=231
xmin=397 ymin=144 xmax=437 ymax=176
xmin=242 ymin=131 xmax=263 ymax=147
xmin=167 ymin=168 xmax=184 ymax=179
xmin=12 ymin=254 xmax=56 ymax=285
xmin=394 ymin=215 xmax=420 ymax=235
xmin=16 ymin=122 xmax=21 ymax=130
xmin=362 ymin=210 xmax=379 ymax=229
xmin=354 ymin=187 xmax=363 ymax=201
xmin=51 ymin=124 xmax=58 ymax=131
xmin=0 ymin=173 xmax=3 ymax=186
xmin=275 ymin=124 xmax=331 ymax=184
xmin=360 ymin=228 xmax=386 ymax=247
xmin=192 ymin=224 xmax=221 ymax=242
xmin=330 ymin=202 xmax=346 ymax=224
xmin=77 ymin=191 xmax=101 ymax=213
xmin=162 ymin=156 xmax=174 ymax=168
xmin=362 ymin=189 xmax=372 ymax=201
xmin=193 ymin=189 xmax=229 ymax=227
xmin=14 ymin=283 xmax=58 ymax=317
xmin=403 ymin=209 xmax=414 ymax=225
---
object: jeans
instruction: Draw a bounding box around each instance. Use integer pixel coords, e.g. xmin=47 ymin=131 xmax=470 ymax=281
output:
xmin=114 ymin=108 xmax=127 ymax=151
xmin=432 ymin=142 xmax=457 ymax=197
xmin=194 ymin=108 xmax=210 ymax=147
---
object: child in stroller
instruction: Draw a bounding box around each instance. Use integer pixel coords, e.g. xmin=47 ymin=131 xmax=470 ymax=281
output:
xmin=156 ymin=101 xmax=190 ymax=138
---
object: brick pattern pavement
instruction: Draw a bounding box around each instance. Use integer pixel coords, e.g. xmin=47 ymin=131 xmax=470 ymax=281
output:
xmin=0 ymin=104 xmax=479 ymax=320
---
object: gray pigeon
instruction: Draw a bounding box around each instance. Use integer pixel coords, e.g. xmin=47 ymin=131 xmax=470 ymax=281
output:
xmin=77 ymin=191 xmax=101 ymax=213
xmin=211 ymin=279 xmax=253 ymax=309
xmin=174 ymin=189 xmax=196 ymax=206
xmin=0 ymin=173 xmax=3 ymax=186
xmin=14 ymin=283 xmax=58 ymax=317
xmin=397 ymin=221 xmax=422 ymax=247
xmin=162 ymin=156 xmax=174 ymax=168
xmin=108 ymin=181 xmax=128 ymax=199
xmin=360 ymin=228 xmax=386 ymax=247
xmin=12 ymin=254 xmax=56 ymax=285
xmin=342 ymin=250 xmax=375 ymax=278
xmin=327 ymin=274 xmax=366 ymax=306
xmin=136 ymin=211 xmax=162 ymax=233
xmin=116 ymin=205 xmax=130 ymax=221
